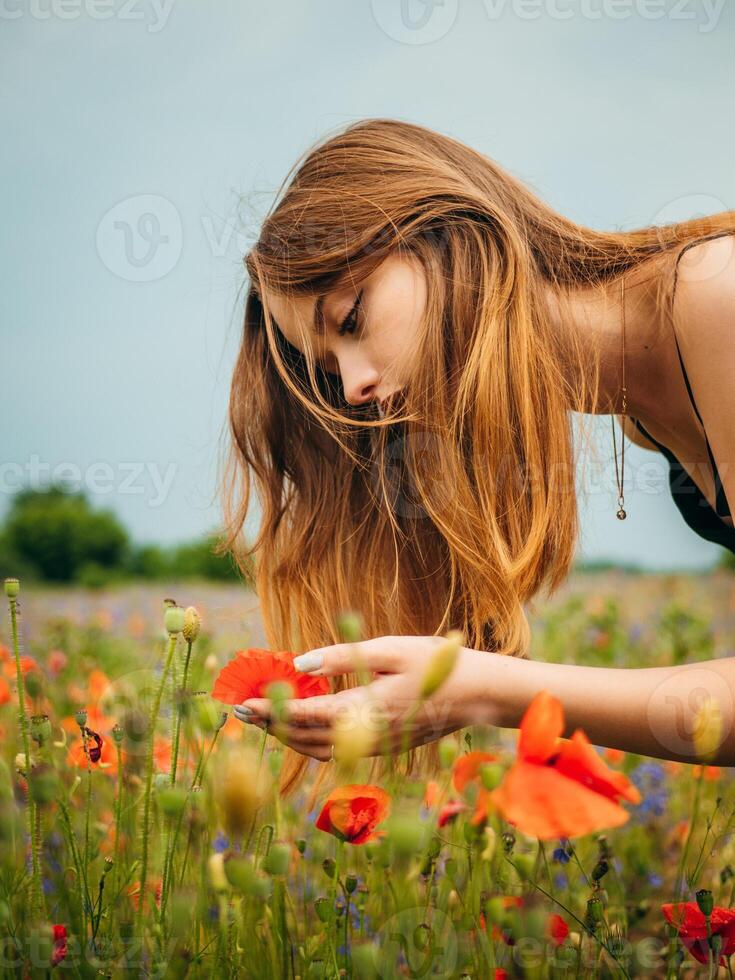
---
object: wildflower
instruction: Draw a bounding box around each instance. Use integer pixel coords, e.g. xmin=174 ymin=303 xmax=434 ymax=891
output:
xmin=484 ymin=690 xmax=641 ymax=840
xmin=0 ymin=676 xmax=10 ymax=705
xmin=51 ymin=924 xmax=67 ymax=967
xmin=66 ymin=728 xmax=121 ymax=771
xmin=315 ymin=784 xmax=391 ymax=845
xmin=661 ymin=901 xmax=735 ymax=966
xmin=548 ymin=913 xmax=570 ymax=945
xmin=452 ymin=751 xmax=500 ymax=793
xmin=438 ymin=800 xmax=468 ymax=827
xmin=127 ymin=878 xmax=163 ymax=913
xmin=211 ymin=648 xmax=331 ymax=705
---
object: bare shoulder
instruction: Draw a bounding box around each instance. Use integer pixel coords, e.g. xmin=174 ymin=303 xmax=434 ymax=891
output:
xmin=673 ymin=233 xmax=735 ymax=344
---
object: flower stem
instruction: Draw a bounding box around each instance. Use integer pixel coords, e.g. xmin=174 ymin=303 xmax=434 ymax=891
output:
xmin=8 ymin=592 xmax=43 ymax=921
xmin=135 ymin=630 xmax=178 ymax=940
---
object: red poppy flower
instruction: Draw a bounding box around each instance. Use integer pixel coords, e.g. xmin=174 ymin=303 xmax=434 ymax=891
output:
xmin=484 ymin=690 xmax=641 ymax=840
xmin=51 ymin=924 xmax=67 ymax=967
xmin=0 ymin=676 xmax=10 ymax=706
xmin=211 ymin=648 xmax=331 ymax=705
xmin=548 ymin=912 xmax=570 ymax=945
xmin=438 ymin=800 xmax=468 ymax=827
xmin=66 ymin=728 xmax=120 ymax=771
xmin=315 ymin=784 xmax=391 ymax=845
xmin=661 ymin=902 xmax=735 ymax=966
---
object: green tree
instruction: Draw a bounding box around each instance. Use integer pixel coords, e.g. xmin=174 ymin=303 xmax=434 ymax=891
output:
xmin=3 ymin=485 xmax=129 ymax=582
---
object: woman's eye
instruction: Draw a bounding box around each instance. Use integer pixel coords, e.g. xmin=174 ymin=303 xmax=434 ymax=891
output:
xmin=337 ymin=290 xmax=363 ymax=337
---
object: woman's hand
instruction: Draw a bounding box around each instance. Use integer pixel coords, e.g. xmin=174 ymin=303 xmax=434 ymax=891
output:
xmin=233 ymin=635 xmax=506 ymax=762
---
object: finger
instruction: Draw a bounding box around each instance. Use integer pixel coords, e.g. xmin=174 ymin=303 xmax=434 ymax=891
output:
xmin=292 ymin=636 xmax=405 ymax=678
xmin=271 ymin=689 xmax=372 ymax=727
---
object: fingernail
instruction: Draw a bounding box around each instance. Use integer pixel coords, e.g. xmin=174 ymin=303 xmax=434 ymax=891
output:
xmin=235 ymin=705 xmax=254 ymax=716
xmin=293 ymin=652 xmax=323 ymax=673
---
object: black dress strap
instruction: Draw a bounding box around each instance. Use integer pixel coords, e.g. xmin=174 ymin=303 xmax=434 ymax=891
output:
xmin=670 ymin=236 xmax=732 ymax=518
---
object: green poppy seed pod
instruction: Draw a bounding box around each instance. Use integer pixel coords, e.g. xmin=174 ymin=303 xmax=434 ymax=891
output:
xmin=479 ymin=763 xmax=503 ymax=790
xmin=215 ymin=711 xmax=228 ymax=732
xmin=29 ymin=764 xmax=58 ymax=806
xmin=183 ymin=606 xmax=201 ymax=643
xmin=418 ymin=630 xmax=463 ymax=700
xmin=157 ymin=786 xmax=188 ymax=818
xmin=75 ymin=707 xmax=88 ymax=729
xmin=224 ymin=856 xmax=257 ymax=893
xmin=3 ymin=578 xmax=19 ymax=599
xmin=345 ymin=874 xmax=358 ymax=895
xmin=696 ymin=888 xmax=714 ymax=917
xmin=104 ymin=856 xmax=114 ymax=874
xmin=386 ymin=814 xmax=428 ymax=858
xmin=585 ymin=896 xmax=605 ymax=928
xmin=263 ymin=841 xmax=291 ymax=877
xmin=336 ymin=610 xmax=364 ymax=643
xmin=30 ymin=714 xmax=52 ymax=747
xmin=314 ymin=897 xmax=332 ymax=923
xmin=322 ymin=857 xmax=336 ymax=879
xmin=501 ymin=832 xmax=516 ymax=854
xmin=164 ymin=604 xmax=185 ymax=635
xmin=112 ymin=723 xmax=124 ymax=745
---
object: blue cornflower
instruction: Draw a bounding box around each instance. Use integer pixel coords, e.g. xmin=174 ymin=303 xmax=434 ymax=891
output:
xmin=213 ymin=831 xmax=229 ymax=853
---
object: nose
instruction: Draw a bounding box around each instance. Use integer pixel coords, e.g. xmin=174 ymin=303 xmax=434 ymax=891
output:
xmin=339 ymin=361 xmax=380 ymax=408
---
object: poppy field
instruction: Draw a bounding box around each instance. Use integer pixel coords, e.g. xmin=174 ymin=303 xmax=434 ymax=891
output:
xmin=1 ymin=571 xmax=735 ymax=978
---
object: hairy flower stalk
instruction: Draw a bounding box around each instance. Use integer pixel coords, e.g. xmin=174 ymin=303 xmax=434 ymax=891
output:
xmin=135 ymin=603 xmax=184 ymax=939
xmin=5 ymin=578 xmax=43 ymax=921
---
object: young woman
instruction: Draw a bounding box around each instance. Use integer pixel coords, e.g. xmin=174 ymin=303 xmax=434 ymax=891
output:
xmin=223 ymin=118 xmax=735 ymax=797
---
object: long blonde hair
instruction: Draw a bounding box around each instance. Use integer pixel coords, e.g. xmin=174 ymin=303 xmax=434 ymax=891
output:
xmin=219 ymin=117 xmax=735 ymax=801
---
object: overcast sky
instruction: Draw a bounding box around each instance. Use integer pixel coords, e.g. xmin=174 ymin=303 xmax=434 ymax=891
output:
xmin=2 ymin=0 xmax=733 ymax=571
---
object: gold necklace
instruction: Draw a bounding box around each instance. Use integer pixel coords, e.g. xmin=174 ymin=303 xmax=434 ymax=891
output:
xmin=611 ymin=276 xmax=627 ymax=519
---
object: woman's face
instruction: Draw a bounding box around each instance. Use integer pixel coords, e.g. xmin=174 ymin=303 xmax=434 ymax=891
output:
xmin=263 ymin=252 xmax=427 ymax=416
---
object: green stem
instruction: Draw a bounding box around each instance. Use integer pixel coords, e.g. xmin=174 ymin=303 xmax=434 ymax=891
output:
xmin=8 ymin=594 xmax=42 ymax=920
xmin=135 ymin=631 xmax=178 ymax=939
xmin=170 ymin=640 xmax=193 ymax=786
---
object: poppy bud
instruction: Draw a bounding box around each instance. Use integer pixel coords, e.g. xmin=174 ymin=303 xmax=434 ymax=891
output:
xmin=345 ymin=874 xmax=358 ymax=894
xmin=419 ymin=631 xmax=463 ymax=700
xmin=336 ymin=611 xmax=364 ymax=643
xmin=322 ymin=858 xmax=336 ymax=879
xmin=585 ymin=897 xmax=604 ymax=929
xmin=591 ymin=860 xmax=609 ymax=883
xmin=3 ymin=578 xmax=19 ymax=599
xmin=263 ymin=842 xmax=291 ymax=877
xmin=696 ymin=888 xmax=714 ymax=917
xmin=296 ymin=838 xmax=306 ymax=855
xmin=75 ymin=708 xmax=88 ymax=729
xmin=157 ymin=786 xmax=187 ymax=818
xmin=182 ymin=606 xmax=201 ymax=643
xmin=314 ymin=897 xmax=332 ymax=923
xmin=24 ymin=670 xmax=42 ymax=699
xmin=502 ymin=832 xmax=516 ymax=854
xmin=479 ymin=763 xmax=503 ymax=790
xmin=438 ymin=738 xmax=459 ymax=769
xmin=112 ymin=724 xmax=124 ymax=745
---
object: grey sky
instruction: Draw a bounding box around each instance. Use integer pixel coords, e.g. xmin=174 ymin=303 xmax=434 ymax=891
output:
xmin=1 ymin=0 xmax=733 ymax=571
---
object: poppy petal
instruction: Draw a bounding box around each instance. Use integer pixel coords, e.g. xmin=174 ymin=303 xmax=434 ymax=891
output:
xmin=517 ymin=691 xmax=564 ymax=764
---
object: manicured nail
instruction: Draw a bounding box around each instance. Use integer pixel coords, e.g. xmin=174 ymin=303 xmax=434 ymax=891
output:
xmin=235 ymin=705 xmax=254 ymax=716
xmin=293 ymin=652 xmax=323 ymax=673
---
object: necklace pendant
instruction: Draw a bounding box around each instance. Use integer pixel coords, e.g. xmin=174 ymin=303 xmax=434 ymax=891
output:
xmin=616 ymin=507 xmax=627 ymax=520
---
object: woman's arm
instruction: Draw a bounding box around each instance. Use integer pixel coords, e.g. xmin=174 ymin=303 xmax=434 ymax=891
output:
xmin=483 ymin=651 xmax=735 ymax=766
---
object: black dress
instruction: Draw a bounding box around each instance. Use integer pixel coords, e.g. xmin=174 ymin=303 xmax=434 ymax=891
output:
xmin=627 ymin=233 xmax=735 ymax=555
